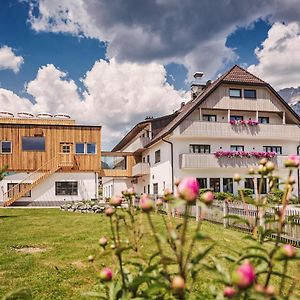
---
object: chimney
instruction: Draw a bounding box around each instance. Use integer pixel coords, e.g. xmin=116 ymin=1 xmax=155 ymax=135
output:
xmin=180 ymin=102 xmax=185 ymax=109
xmin=191 ymin=72 xmax=206 ymax=100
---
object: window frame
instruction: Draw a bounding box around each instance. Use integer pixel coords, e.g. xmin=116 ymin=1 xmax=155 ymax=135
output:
xmin=197 ymin=178 xmax=207 ymax=189
xmin=263 ymin=146 xmax=282 ymax=154
xmin=7 ymin=183 xmax=31 ymax=198
xmin=22 ymin=136 xmax=46 ymax=152
xmin=223 ymin=178 xmax=233 ymax=193
xmin=244 ymin=89 xmax=257 ymax=99
xmin=210 ymin=178 xmax=220 ymax=192
xmin=229 ymin=88 xmax=242 ymax=98
xmin=153 ymin=183 xmax=158 ymax=195
xmin=1 ymin=141 xmax=12 ymax=154
xmin=189 ymin=144 xmax=211 ymax=154
xmin=86 ymin=143 xmax=97 ymax=154
xmin=75 ymin=143 xmax=85 ymax=154
xmin=230 ymin=145 xmax=245 ymax=151
xmin=244 ymin=178 xmax=255 ymax=190
xmin=230 ymin=115 xmax=244 ymax=121
xmin=257 ymin=178 xmax=267 ymax=194
xmin=258 ymin=116 xmax=270 ymax=124
xmin=154 ymin=150 xmax=161 ymax=164
xmin=55 ymin=181 xmax=78 ymax=196
xmin=202 ymin=114 xmax=217 ymax=122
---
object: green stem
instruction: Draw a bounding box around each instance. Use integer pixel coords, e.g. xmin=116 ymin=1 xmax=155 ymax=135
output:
xmin=280 ymin=259 xmax=288 ymax=296
xmin=178 ymin=202 xmax=189 ymax=280
xmin=146 ymin=213 xmax=170 ymax=281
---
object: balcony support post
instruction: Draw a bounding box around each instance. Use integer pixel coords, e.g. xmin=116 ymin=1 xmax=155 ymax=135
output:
xmin=227 ymin=109 xmax=230 ymax=122
xmin=283 ymin=111 xmax=286 ymax=124
xmin=256 ymin=110 xmax=259 ymax=122
xmin=199 ymin=107 xmax=202 ymax=121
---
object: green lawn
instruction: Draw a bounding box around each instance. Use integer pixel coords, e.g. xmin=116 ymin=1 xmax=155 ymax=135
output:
xmin=0 ymin=208 xmax=299 ymax=299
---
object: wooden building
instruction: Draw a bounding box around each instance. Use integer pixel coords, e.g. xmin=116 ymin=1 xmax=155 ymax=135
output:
xmin=0 ymin=115 xmax=102 ymax=206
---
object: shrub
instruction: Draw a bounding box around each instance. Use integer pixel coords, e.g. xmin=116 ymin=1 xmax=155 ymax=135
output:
xmin=214 ymin=191 xmax=234 ymax=201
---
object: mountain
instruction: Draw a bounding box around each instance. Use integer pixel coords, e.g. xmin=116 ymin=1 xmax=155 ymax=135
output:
xmin=278 ymin=87 xmax=300 ymax=114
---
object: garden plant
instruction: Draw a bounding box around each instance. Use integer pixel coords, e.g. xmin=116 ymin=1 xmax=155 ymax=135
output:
xmin=88 ymin=155 xmax=300 ymax=299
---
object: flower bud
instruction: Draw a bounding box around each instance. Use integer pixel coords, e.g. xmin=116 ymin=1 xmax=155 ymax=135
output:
xmin=110 ymin=243 xmax=116 ymax=249
xmin=284 ymin=155 xmax=300 ymax=168
xmin=177 ymin=177 xmax=199 ymax=202
xmin=265 ymin=161 xmax=275 ymax=172
xmin=257 ymin=164 xmax=267 ymax=175
xmin=223 ymin=286 xmax=236 ymax=298
xmin=99 ymin=237 xmax=108 ymax=247
xmin=156 ymin=198 xmax=163 ymax=207
xmin=288 ymin=177 xmax=296 ymax=185
xmin=109 ymin=196 xmax=122 ymax=207
xmin=281 ymin=244 xmax=296 ymax=258
xmin=174 ymin=178 xmax=181 ymax=186
xmin=88 ymin=255 xmax=94 ymax=262
xmin=163 ymin=188 xmax=174 ymax=201
xmin=99 ymin=267 xmax=113 ymax=282
xmin=105 ymin=207 xmax=115 ymax=217
xmin=248 ymin=167 xmax=255 ymax=175
xmin=259 ymin=158 xmax=268 ymax=166
xmin=232 ymin=260 xmax=255 ymax=289
xmin=140 ymin=194 xmax=154 ymax=212
xmin=265 ymin=285 xmax=275 ymax=296
xmin=201 ymin=191 xmax=214 ymax=205
xmin=171 ymin=275 xmax=185 ymax=292
xmin=233 ymin=173 xmax=241 ymax=183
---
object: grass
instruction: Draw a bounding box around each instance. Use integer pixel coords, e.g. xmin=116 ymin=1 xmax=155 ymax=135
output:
xmin=0 ymin=208 xmax=299 ymax=299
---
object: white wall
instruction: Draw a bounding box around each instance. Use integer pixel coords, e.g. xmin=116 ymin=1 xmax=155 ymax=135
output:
xmin=102 ymin=177 xmax=131 ymax=198
xmin=1 ymin=172 xmax=98 ymax=203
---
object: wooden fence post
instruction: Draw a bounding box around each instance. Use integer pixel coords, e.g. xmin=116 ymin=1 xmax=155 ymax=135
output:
xmin=223 ymin=200 xmax=229 ymax=228
xmin=195 ymin=202 xmax=200 ymax=222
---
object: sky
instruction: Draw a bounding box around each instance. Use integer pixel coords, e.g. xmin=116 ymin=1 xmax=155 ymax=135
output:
xmin=1 ymin=0 xmax=300 ymax=149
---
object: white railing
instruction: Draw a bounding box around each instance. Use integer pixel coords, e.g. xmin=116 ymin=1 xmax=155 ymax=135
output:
xmin=179 ymin=120 xmax=300 ymax=140
xmin=132 ymin=163 xmax=150 ymax=177
xmin=179 ymin=153 xmax=288 ymax=169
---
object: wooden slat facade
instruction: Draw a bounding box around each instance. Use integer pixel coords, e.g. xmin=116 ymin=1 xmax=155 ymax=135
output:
xmin=0 ymin=120 xmax=101 ymax=172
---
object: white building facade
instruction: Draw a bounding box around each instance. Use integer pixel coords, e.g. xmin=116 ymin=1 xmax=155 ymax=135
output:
xmin=103 ymin=65 xmax=300 ymax=199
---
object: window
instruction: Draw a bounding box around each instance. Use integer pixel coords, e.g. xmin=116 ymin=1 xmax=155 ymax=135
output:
xmin=190 ymin=144 xmax=210 ymax=154
xmin=142 ymin=157 xmax=146 ymax=163
xmin=147 ymin=184 xmax=150 ymax=194
xmin=244 ymin=178 xmax=254 ymax=190
xmin=203 ymin=114 xmax=217 ymax=122
xmin=153 ymin=183 xmax=158 ymax=195
xmin=87 ymin=143 xmax=96 ymax=154
xmin=147 ymin=155 xmax=150 ymax=164
xmin=230 ymin=115 xmax=243 ymax=121
xmin=258 ymin=117 xmax=269 ymax=124
xmin=75 ymin=143 xmax=85 ymax=154
xmin=22 ymin=137 xmax=45 ymax=151
xmin=257 ymin=178 xmax=267 ymax=194
xmin=101 ymin=156 xmax=126 ymax=170
xmin=7 ymin=183 xmax=31 ymax=198
xmin=1 ymin=141 xmax=12 ymax=153
xmin=223 ymin=178 xmax=233 ymax=193
xmin=244 ymin=89 xmax=257 ymax=99
xmin=75 ymin=143 xmax=96 ymax=154
xmin=229 ymin=88 xmax=242 ymax=98
xmin=60 ymin=143 xmax=72 ymax=153
xmin=230 ymin=145 xmax=244 ymax=151
xmin=210 ymin=178 xmax=220 ymax=192
xmin=197 ymin=178 xmax=207 ymax=189
xmin=55 ymin=181 xmax=78 ymax=195
xmin=155 ymin=150 xmax=161 ymax=163
xmin=263 ymin=146 xmax=282 ymax=154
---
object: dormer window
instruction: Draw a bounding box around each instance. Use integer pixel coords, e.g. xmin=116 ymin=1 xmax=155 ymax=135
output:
xmin=244 ymin=89 xmax=257 ymax=99
xmin=229 ymin=88 xmax=241 ymax=98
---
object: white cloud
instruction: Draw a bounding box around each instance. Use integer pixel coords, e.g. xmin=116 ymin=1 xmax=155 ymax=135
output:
xmin=248 ymin=22 xmax=300 ymax=89
xmin=0 ymin=46 xmax=24 ymax=73
xmin=0 ymin=60 xmax=186 ymax=149
xmin=27 ymin=0 xmax=278 ymax=79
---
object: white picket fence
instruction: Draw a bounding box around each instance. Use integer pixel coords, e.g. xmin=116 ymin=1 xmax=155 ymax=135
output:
xmin=159 ymin=200 xmax=300 ymax=247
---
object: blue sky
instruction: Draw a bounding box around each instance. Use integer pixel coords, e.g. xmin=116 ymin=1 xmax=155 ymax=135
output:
xmin=0 ymin=1 xmax=270 ymax=94
xmin=0 ymin=1 xmax=299 ymax=149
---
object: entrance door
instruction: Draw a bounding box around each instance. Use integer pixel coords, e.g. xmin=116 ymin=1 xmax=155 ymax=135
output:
xmin=59 ymin=143 xmax=73 ymax=167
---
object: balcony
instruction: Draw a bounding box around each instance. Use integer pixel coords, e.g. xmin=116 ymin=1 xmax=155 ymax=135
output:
xmin=132 ymin=162 xmax=150 ymax=177
xmin=124 ymin=137 xmax=151 ymax=153
xmin=179 ymin=120 xmax=300 ymax=140
xmin=179 ymin=153 xmax=288 ymax=169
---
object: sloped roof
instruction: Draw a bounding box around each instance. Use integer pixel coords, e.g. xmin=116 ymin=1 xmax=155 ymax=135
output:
xmin=222 ymin=65 xmax=266 ymax=84
xmin=146 ymin=65 xmax=300 ymax=147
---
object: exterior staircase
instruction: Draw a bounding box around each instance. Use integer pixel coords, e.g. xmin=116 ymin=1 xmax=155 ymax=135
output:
xmin=3 ymin=154 xmax=74 ymax=207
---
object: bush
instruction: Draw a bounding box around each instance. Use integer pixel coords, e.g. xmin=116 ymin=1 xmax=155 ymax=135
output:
xmin=214 ymin=191 xmax=235 ymax=201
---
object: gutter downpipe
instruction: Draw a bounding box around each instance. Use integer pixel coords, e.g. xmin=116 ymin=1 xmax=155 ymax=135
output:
xmin=297 ymin=145 xmax=300 ymax=202
xmin=162 ymin=138 xmax=174 ymax=191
